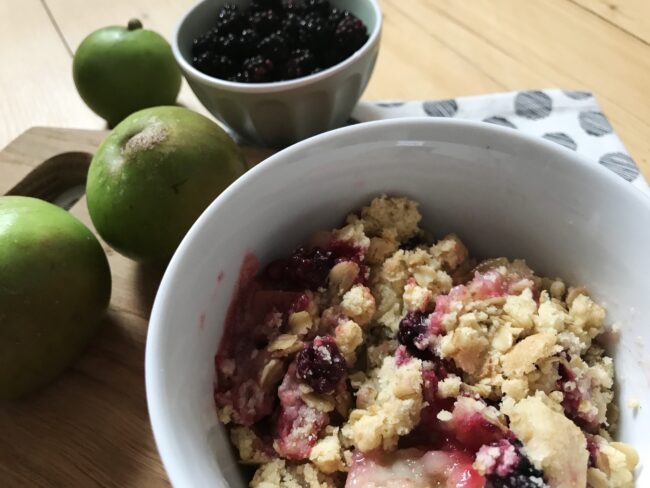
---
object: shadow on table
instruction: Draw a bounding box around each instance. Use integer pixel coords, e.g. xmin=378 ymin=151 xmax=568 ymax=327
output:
xmin=0 ymin=311 xmax=170 ymax=487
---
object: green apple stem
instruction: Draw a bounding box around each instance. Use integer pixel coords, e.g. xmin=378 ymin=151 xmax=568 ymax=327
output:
xmin=127 ymin=18 xmax=143 ymax=31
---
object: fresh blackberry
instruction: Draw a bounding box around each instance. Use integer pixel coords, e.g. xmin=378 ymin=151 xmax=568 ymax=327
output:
xmin=281 ymin=13 xmax=303 ymax=47
xmin=250 ymin=0 xmax=283 ymax=12
xmin=282 ymin=0 xmax=306 ymax=14
xmin=318 ymin=48 xmax=344 ymax=69
xmin=280 ymin=49 xmax=317 ymax=79
xmin=328 ymin=7 xmax=349 ymax=25
xmin=333 ymin=15 xmax=368 ymax=55
xmin=258 ymin=31 xmax=290 ymax=62
xmin=250 ymin=9 xmax=282 ymax=35
xmin=193 ymin=52 xmax=234 ymax=78
xmin=298 ymin=13 xmax=334 ymax=50
xmin=219 ymin=29 xmax=258 ymax=59
xmin=191 ymin=0 xmax=369 ymax=83
xmin=243 ymin=56 xmax=275 ymax=82
xmin=192 ymin=27 xmax=221 ymax=57
xmin=216 ymin=3 xmax=245 ymax=33
xmin=230 ymin=70 xmax=250 ymax=82
xmin=296 ymin=336 xmax=346 ymax=394
xmin=218 ymin=33 xmax=241 ymax=58
xmin=304 ymin=0 xmax=330 ymax=16
xmin=238 ymin=28 xmax=260 ymax=57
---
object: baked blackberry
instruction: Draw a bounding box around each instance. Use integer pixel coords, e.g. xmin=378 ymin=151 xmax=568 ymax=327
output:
xmin=263 ymin=246 xmax=333 ymax=290
xmin=397 ymin=311 xmax=429 ymax=355
xmin=296 ymin=336 xmax=346 ymax=394
xmin=483 ymin=439 xmax=548 ymax=488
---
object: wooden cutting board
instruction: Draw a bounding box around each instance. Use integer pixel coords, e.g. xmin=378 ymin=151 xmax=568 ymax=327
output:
xmin=0 ymin=127 xmax=273 ymax=487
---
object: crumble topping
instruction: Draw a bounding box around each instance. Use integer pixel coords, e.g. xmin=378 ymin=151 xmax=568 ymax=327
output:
xmin=341 ymin=355 xmax=423 ymax=452
xmin=214 ymin=196 xmax=638 ymax=487
xmin=508 ymin=394 xmax=588 ymax=488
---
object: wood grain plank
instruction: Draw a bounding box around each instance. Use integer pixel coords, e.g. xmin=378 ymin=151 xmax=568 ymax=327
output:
xmin=571 ymin=0 xmax=650 ymax=44
xmin=363 ymin=1 xmax=503 ymax=99
xmin=385 ymin=0 xmax=650 ymax=177
xmin=0 ymin=0 xmax=103 ymax=149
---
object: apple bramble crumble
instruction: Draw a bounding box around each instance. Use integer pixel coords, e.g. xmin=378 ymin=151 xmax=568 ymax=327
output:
xmin=214 ymin=196 xmax=638 ymax=488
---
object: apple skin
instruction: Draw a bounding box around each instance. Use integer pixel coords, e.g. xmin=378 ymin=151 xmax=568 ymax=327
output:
xmin=73 ymin=20 xmax=181 ymax=126
xmin=0 ymin=196 xmax=111 ymax=399
xmin=86 ymin=106 xmax=247 ymax=262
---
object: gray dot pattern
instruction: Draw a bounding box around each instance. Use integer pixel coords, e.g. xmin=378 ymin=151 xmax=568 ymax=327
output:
xmin=515 ymin=91 xmax=553 ymax=120
xmin=483 ymin=116 xmax=517 ymax=129
xmin=360 ymin=90 xmax=643 ymax=185
xmin=423 ymin=99 xmax=458 ymax=117
xmin=563 ymin=90 xmax=592 ymax=100
xmin=599 ymin=152 xmax=639 ymax=182
xmin=542 ymin=132 xmax=577 ymax=151
xmin=579 ymin=111 xmax=612 ymax=136
xmin=376 ymin=102 xmax=405 ymax=108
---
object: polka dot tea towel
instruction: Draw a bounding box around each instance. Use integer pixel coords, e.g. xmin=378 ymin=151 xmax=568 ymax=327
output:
xmin=351 ymin=89 xmax=649 ymax=194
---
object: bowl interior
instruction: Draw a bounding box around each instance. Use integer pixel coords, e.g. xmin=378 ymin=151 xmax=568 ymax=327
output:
xmin=147 ymin=119 xmax=650 ymax=487
xmin=175 ymin=0 xmax=381 ymax=86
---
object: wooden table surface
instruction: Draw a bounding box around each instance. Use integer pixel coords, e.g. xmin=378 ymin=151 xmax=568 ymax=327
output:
xmin=0 ymin=1 xmax=649 ymax=486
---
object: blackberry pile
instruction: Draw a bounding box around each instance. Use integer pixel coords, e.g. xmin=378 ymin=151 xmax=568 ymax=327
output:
xmin=191 ymin=0 xmax=369 ymax=82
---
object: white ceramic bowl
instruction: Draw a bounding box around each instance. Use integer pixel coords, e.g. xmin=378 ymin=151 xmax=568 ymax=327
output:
xmin=172 ymin=0 xmax=382 ymax=147
xmin=146 ymin=118 xmax=650 ymax=487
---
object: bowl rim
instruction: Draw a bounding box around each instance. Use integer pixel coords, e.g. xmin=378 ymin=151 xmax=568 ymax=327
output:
xmin=145 ymin=117 xmax=650 ymax=487
xmin=171 ymin=0 xmax=383 ymax=94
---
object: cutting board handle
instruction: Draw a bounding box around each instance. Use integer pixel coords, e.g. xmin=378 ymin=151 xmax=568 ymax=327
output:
xmin=5 ymin=151 xmax=90 ymax=208
xmin=0 ymin=127 xmax=108 ymax=203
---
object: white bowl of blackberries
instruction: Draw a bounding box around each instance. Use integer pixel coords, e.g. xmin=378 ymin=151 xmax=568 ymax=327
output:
xmin=173 ymin=0 xmax=382 ymax=147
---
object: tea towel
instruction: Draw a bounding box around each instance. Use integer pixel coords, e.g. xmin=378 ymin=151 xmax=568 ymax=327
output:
xmin=352 ymin=89 xmax=649 ymax=194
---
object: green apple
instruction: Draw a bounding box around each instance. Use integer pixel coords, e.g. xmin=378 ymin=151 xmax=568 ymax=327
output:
xmin=86 ymin=106 xmax=246 ymax=262
xmin=73 ymin=19 xmax=181 ymax=126
xmin=0 ymin=196 xmax=111 ymax=399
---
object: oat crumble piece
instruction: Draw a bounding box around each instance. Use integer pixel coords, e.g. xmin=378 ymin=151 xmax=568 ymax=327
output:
xmin=251 ymin=459 xmax=339 ymax=488
xmin=341 ymin=355 xmax=423 ymax=452
xmin=508 ymin=394 xmax=588 ymax=488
